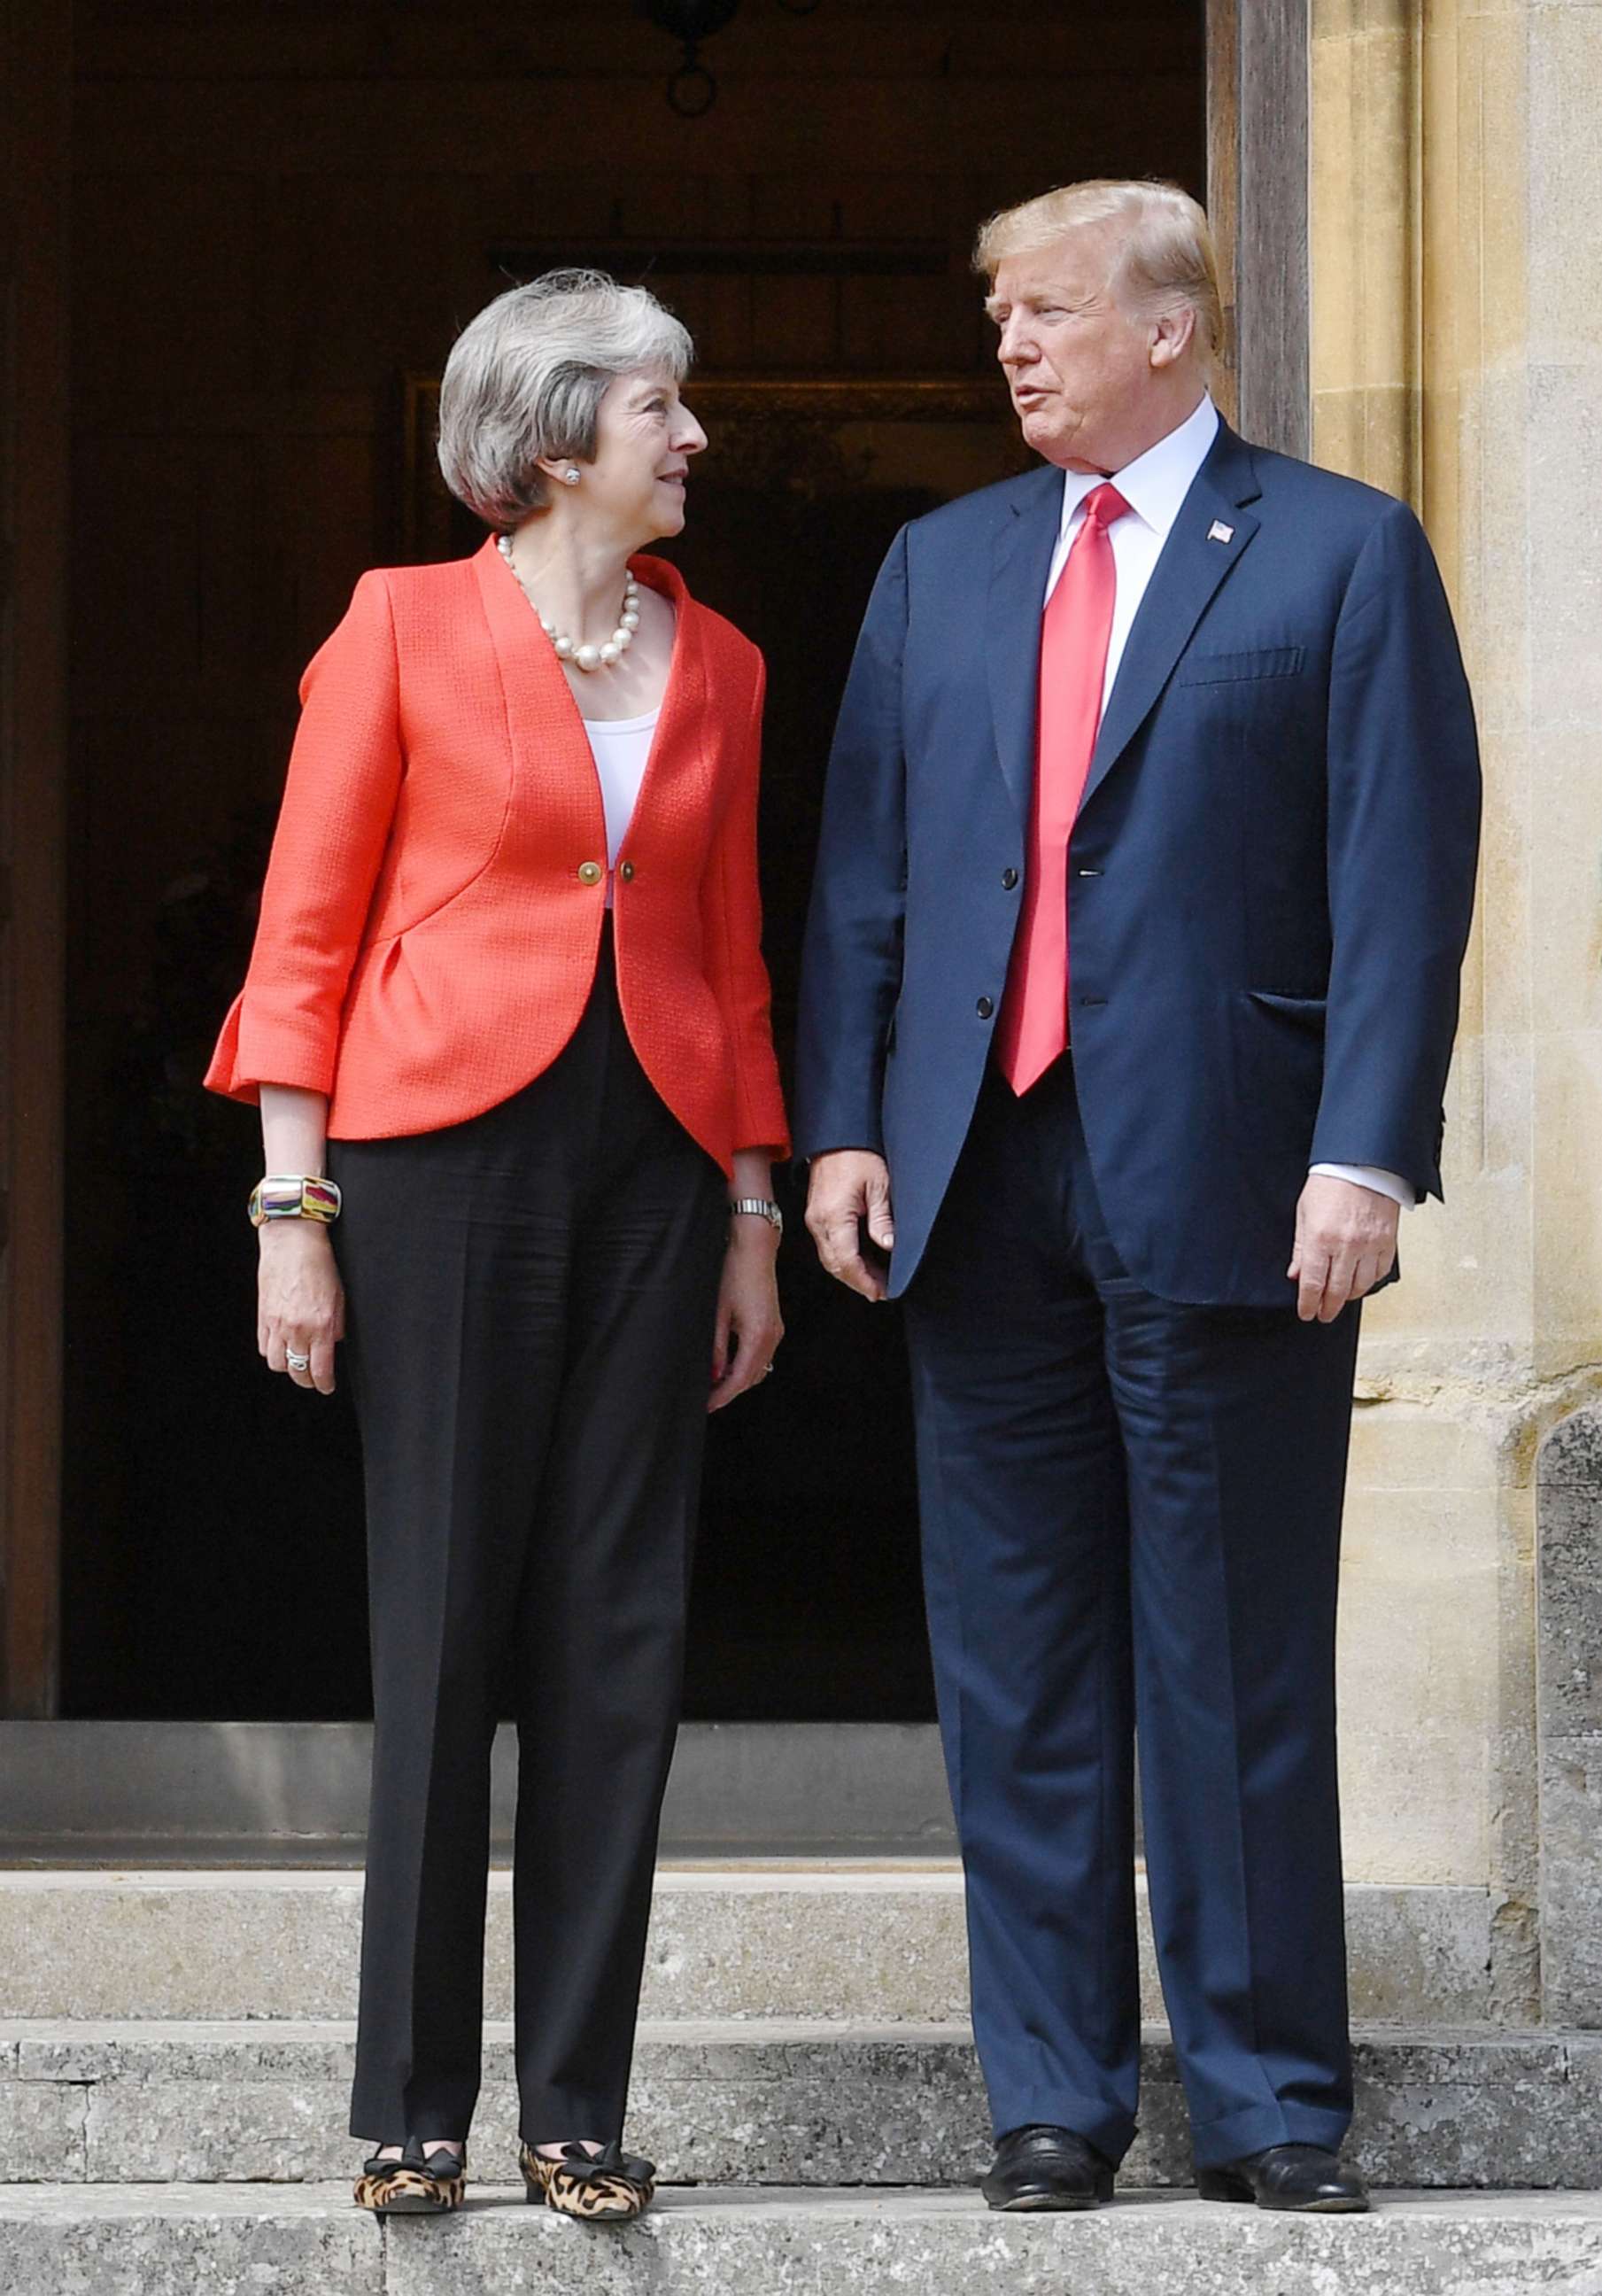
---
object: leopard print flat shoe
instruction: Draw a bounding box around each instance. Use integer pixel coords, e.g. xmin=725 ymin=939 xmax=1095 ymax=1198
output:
xmin=353 ymin=2136 xmax=466 ymax=2215
xmin=519 ymin=2137 xmax=656 ymax=2221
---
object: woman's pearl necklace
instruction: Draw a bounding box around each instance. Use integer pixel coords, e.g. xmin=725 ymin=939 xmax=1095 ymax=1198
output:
xmin=497 ymin=535 xmax=639 ymax=673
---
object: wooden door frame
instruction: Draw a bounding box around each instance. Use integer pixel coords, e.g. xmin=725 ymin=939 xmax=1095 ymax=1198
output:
xmin=0 ymin=0 xmax=1312 ymax=1718
xmin=1207 ymin=0 xmax=1312 ymax=459
xmin=0 ymin=0 xmax=70 ymax=1717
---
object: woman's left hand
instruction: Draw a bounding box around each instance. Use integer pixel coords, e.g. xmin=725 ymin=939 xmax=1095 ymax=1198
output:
xmin=708 ymin=1220 xmax=783 ymax=1412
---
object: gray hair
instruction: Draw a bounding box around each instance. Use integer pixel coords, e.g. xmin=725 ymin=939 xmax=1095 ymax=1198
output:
xmin=437 ymin=269 xmax=693 ymax=530
xmin=974 ymin=179 xmax=1223 ymax=371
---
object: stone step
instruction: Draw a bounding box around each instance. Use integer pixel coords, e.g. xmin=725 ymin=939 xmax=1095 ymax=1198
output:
xmin=0 ymin=1866 xmax=1499 ymax=2024
xmin=4 ymin=2184 xmax=1602 ymax=2295
xmin=3 ymin=2020 xmax=1598 ymax=2191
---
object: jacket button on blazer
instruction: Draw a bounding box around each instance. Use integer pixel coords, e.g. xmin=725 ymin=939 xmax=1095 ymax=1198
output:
xmin=577 ymin=860 xmax=603 ymax=886
xmin=619 ymin=861 xmax=636 ymax=882
xmin=976 ymin=996 xmax=994 ymax=1020
xmin=1001 ymin=867 xmax=1019 ymax=890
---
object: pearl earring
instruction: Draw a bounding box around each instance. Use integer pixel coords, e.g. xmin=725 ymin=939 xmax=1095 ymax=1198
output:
xmin=563 ymin=468 xmax=581 ymax=485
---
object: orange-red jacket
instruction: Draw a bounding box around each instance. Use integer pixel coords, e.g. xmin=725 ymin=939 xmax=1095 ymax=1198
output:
xmin=205 ymin=541 xmax=789 ymax=1170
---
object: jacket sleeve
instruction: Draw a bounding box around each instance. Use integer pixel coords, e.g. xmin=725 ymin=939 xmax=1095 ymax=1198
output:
xmin=793 ymin=524 xmax=909 ymax=1160
xmin=1311 ymin=501 xmax=1482 ymax=1198
xmin=699 ymin=652 xmax=790 ymax=1158
xmin=204 ymin=571 xmax=404 ymax=1105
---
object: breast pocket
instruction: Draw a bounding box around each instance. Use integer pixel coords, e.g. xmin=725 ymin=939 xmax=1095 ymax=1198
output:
xmin=1174 ymin=645 xmax=1307 ymax=687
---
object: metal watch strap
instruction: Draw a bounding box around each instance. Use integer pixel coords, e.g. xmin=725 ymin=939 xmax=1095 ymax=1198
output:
xmin=728 ymin=1197 xmax=783 ymax=1233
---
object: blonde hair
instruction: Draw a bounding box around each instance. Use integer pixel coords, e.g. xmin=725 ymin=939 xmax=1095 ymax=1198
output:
xmin=973 ymin=179 xmax=1222 ymax=368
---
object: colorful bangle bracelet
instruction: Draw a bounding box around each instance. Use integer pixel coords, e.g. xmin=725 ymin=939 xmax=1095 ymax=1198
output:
xmin=248 ymin=1175 xmax=342 ymax=1228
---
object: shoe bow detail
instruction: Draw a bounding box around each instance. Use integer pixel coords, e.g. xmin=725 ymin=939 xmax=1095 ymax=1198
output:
xmin=547 ymin=2138 xmax=655 ymax=2189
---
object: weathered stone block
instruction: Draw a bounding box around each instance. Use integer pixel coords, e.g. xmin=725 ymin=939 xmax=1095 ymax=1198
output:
xmin=380 ymin=2187 xmax=1602 ymax=2296
xmin=0 ymin=1876 xmax=367 ymax=2021
xmin=0 ymin=2078 xmax=86 ymax=2182
xmin=0 ymin=1872 xmax=1501 ymax=2029
xmin=4 ymin=2184 xmax=1602 ymax=2296
xmin=1538 ymin=1406 xmax=1602 ymax=2025
xmin=1541 ymin=1739 xmax=1602 ymax=2026
xmin=1339 ymin=1886 xmax=1496 ymax=2023
xmin=1542 ymin=1412 xmax=1602 ymax=1493
xmin=85 ymin=2081 xmax=337 ymax=2186
xmin=1538 ymin=1485 xmax=1602 ymax=1739
xmin=637 ymin=1870 xmax=970 ymax=2021
xmin=0 ymin=2184 xmax=381 ymax=2296
xmin=9 ymin=2021 xmax=1602 ymax=2192
xmin=1337 ymin=1415 xmax=1510 ymax=1892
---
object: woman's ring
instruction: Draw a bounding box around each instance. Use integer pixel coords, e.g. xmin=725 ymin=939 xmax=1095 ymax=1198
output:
xmin=285 ymin=1347 xmax=311 ymax=1371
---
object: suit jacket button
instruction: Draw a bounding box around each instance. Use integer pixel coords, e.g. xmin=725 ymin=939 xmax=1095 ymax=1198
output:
xmin=1001 ymin=868 xmax=1018 ymax=890
xmin=619 ymin=860 xmax=635 ymax=882
xmin=976 ymin=996 xmax=994 ymax=1020
xmin=578 ymin=861 xmax=603 ymax=885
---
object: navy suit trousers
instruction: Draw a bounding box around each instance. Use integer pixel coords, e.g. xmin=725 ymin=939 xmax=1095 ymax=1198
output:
xmin=902 ymin=1054 xmax=1360 ymax=2169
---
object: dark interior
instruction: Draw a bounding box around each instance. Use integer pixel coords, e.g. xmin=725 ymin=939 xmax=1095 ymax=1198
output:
xmin=60 ymin=0 xmax=1205 ymax=1718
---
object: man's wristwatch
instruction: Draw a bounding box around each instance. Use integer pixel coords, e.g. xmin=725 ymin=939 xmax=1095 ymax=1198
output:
xmin=729 ymin=1197 xmax=784 ymax=1234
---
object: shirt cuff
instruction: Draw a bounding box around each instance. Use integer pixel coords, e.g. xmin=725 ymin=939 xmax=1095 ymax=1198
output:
xmin=1308 ymin=1162 xmax=1416 ymax=1210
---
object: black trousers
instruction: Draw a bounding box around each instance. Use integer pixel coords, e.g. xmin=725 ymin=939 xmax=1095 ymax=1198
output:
xmin=329 ymin=929 xmax=727 ymax=2145
xmin=902 ymin=1055 xmax=1360 ymax=2170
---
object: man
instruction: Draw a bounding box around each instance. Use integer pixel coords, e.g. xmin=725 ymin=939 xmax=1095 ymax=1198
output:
xmin=794 ymin=179 xmax=1479 ymax=2215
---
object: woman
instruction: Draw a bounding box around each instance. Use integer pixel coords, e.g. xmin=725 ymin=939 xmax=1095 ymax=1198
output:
xmin=206 ymin=270 xmax=788 ymax=2221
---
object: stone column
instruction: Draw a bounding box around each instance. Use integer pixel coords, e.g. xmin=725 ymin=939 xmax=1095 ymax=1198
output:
xmin=1537 ymin=1406 xmax=1602 ymax=2024
xmin=1310 ymin=0 xmax=1602 ymax=2021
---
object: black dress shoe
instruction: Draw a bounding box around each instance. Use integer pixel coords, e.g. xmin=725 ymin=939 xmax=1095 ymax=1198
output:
xmin=1197 ymin=2143 xmax=1370 ymax=2213
xmin=981 ymin=2124 xmax=1114 ymax=2212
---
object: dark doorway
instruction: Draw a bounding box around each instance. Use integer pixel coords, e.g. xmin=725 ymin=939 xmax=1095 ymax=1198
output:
xmin=60 ymin=0 xmax=1206 ymax=1719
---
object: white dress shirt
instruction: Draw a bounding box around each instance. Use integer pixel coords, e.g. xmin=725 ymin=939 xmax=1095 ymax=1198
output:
xmin=1048 ymin=391 xmax=1413 ymax=1211
xmin=583 ymin=707 xmax=660 ymax=906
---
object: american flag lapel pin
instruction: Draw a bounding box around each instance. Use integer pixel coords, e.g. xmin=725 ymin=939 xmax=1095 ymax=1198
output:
xmin=1207 ymin=519 xmax=1234 ymax=545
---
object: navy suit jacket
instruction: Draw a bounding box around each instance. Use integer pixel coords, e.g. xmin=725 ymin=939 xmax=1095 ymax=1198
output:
xmin=794 ymin=422 xmax=1482 ymax=1306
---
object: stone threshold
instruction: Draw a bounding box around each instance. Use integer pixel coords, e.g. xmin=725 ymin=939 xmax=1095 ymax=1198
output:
xmin=0 ymin=1869 xmax=1501 ymax=2024
xmin=4 ymin=2184 xmax=1602 ymax=2295
xmin=3 ymin=2021 xmax=1598 ymax=2191
xmin=0 ymin=1721 xmax=963 ymax=1862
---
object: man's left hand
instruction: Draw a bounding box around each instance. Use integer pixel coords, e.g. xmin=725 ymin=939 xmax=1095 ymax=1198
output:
xmin=1288 ymin=1174 xmax=1401 ymax=1323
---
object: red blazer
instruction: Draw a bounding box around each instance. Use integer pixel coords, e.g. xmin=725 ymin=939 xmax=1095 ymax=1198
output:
xmin=205 ymin=541 xmax=789 ymax=1170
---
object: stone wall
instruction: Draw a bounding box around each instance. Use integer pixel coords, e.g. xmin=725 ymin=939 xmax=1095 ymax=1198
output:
xmin=1311 ymin=0 xmax=1602 ymax=2019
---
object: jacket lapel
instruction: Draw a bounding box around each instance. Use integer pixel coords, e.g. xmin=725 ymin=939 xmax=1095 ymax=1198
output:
xmin=473 ymin=538 xmax=606 ymax=845
xmin=624 ymin=554 xmax=704 ymax=839
xmin=987 ymin=465 xmax=1065 ymax=824
xmin=471 ymin=541 xmax=705 ymax=850
xmin=1079 ymin=423 xmax=1262 ymax=816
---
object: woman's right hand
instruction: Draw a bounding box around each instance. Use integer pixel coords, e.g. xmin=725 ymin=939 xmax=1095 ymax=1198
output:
xmin=258 ymin=1221 xmax=345 ymax=1395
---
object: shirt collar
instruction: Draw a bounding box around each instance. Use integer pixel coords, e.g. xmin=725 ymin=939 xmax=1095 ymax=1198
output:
xmin=1057 ymin=391 xmax=1220 ymax=543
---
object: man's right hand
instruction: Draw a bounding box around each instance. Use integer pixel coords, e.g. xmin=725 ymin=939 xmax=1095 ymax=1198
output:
xmin=805 ymin=1151 xmax=896 ymax=1303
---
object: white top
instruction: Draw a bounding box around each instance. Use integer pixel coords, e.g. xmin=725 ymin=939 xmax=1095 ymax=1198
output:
xmin=582 ymin=709 xmax=660 ymax=904
xmin=1045 ymin=391 xmax=1413 ymax=1211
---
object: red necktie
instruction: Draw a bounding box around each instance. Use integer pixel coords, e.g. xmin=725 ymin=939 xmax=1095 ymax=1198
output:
xmin=995 ymin=481 xmax=1129 ymax=1095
